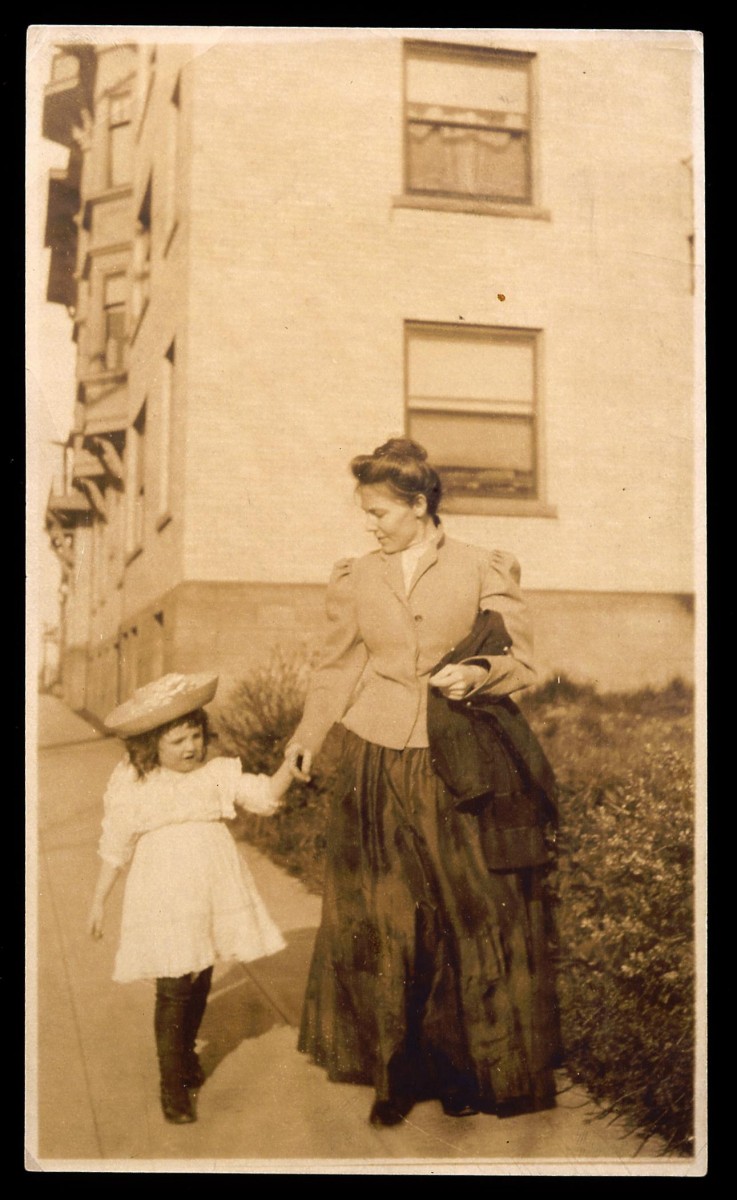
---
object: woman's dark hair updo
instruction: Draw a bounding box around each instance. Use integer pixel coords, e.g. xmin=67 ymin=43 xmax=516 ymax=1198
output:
xmin=350 ymin=438 xmax=442 ymax=525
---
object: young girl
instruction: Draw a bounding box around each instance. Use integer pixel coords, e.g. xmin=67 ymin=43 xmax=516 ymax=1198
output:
xmin=87 ymin=671 xmax=306 ymax=1125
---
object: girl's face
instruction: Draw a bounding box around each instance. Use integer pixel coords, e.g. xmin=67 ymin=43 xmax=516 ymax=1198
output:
xmin=359 ymin=484 xmax=429 ymax=555
xmin=157 ymin=722 xmax=206 ymax=773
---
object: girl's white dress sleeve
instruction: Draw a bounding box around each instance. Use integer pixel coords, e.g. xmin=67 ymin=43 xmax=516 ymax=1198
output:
xmin=98 ymin=760 xmax=143 ymax=869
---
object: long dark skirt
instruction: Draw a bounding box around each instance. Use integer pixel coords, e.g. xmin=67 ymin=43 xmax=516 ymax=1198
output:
xmin=298 ymin=725 xmax=561 ymax=1111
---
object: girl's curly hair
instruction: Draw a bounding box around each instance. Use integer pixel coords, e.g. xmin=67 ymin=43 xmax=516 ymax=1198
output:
xmin=124 ymin=708 xmax=212 ymax=780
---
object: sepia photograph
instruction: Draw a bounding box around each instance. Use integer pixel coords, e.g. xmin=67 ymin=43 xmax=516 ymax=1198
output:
xmin=26 ymin=25 xmax=706 ymax=1174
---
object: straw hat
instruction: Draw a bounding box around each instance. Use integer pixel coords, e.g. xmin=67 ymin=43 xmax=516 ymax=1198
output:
xmin=104 ymin=672 xmax=219 ymax=738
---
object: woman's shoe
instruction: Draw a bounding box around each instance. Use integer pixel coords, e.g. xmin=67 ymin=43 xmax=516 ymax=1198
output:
xmin=441 ymin=1095 xmax=480 ymax=1118
xmin=369 ymin=1098 xmax=411 ymax=1127
xmin=161 ymin=1086 xmax=196 ymax=1124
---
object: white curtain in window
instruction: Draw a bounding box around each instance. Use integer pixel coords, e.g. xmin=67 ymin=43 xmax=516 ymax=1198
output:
xmin=408 ymin=123 xmax=528 ymax=199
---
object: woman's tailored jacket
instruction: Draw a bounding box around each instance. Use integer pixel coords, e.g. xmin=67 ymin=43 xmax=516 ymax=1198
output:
xmin=292 ymin=526 xmax=537 ymax=756
xmin=427 ymin=608 xmax=558 ymax=871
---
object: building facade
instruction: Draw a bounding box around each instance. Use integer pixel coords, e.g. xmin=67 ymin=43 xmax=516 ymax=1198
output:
xmin=42 ymin=30 xmax=701 ymax=718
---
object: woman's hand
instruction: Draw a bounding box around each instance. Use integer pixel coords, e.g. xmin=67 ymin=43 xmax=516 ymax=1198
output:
xmin=428 ymin=663 xmax=487 ymax=701
xmin=285 ymin=742 xmax=313 ymax=783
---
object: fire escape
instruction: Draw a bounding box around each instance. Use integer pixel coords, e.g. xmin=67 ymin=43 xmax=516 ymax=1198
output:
xmin=43 ymin=44 xmax=134 ymax=683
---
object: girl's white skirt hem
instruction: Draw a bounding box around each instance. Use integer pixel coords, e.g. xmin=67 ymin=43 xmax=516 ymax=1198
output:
xmin=112 ymin=822 xmax=286 ymax=983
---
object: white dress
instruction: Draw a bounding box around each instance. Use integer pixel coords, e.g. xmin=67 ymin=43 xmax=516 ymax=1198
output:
xmin=98 ymin=756 xmax=286 ymax=982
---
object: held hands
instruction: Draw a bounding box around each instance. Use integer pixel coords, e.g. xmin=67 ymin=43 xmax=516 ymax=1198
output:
xmin=428 ymin=662 xmax=487 ymax=701
xmin=285 ymin=742 xmax=312 ymax=783
xmin=266 ymin=747 xmax=313 ymax=807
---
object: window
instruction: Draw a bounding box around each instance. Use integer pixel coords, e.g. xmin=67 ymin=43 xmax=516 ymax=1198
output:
xmin=91 ymin=516 xmax=103 ymax=611
xmin=131 ymin=181 xmax=152 ymax=330
xmin=51 ymin=52 xmax=80 ymax=84
xmin=151 ymin=611 xmax=165 ymax=679
xmin=137 ymin=45 xmax=157 ymax=130
xmin=163 ymin=75 xmax=181 ymax=246
xmin=120 ymin=625 xmax=140 ymax=698
xmin=107 ymin=91 xmax=133 ymax=187
xmin=404 ymin=42 xmax=534 ymax=205
xmin=406 ymin=322 xmax=543 ymax=505
xmin=158 ymin=341 xmax=175 ymax=518
xmin=126 ymin=402 xmax=147 ymax=555
xmin=103 ymin=273 xmax=127 ymax=370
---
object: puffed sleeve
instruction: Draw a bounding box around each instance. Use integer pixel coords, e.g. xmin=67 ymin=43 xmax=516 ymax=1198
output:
xmin=464 ymin=549 xmax=537 ymax=697
xmin=289 ymin=557 xmax=368 ymax=756
xmin=97 ymin=759 xmax=141 ymax=869
xmin=172 ymin=756 xmax=281 ymax=818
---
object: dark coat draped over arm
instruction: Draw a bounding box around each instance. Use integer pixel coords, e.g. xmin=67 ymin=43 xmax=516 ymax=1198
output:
xmin=427 ymin=609 xmax=558 ymax=871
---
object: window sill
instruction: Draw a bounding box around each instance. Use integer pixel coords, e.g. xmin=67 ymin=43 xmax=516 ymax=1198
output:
xmin=82 ymin=184 xmax=133 ymax=229
xmin=163 ymin=219 xmax=179 ymax=258
xmin=125 ymin=546 xmax=143 ymax=567
xmin=441 ymin=496 xmax=558 ymax=518
xmin=80 ymin=363 xmax=128 ymax=387
xmin=393 ymin=194 xmax=551 ymax=221
xmin=156 ymin=512 xmax=172 ymax=532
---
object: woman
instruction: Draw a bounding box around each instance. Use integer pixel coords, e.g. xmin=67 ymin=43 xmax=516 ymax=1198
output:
xmin=287 ymin=437 xmax=560 ymax=1125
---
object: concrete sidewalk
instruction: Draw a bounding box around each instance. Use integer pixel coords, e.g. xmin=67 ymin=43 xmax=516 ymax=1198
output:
xmin=28 ymin=695 xmax=679 ymax=1174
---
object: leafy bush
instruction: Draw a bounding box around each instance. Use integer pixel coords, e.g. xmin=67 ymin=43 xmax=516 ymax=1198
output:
xmin=216 ymin=655 xmax=697 ymax=1154
xmin=212 ymin=647 xmax=330 ymax=893
xmin=520 ymin=675 xmax=696 ymax=1154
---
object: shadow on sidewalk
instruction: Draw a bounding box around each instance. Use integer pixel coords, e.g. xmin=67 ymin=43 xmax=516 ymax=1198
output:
xmin=197 ymin=928 xmax=316 ymax=1082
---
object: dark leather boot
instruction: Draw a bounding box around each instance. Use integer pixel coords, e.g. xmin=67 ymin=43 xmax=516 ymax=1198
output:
xmin=155 ymin=977 xmax=196 ymax=1124
xmin=182 ymin=967 xmax=212 ymax=1089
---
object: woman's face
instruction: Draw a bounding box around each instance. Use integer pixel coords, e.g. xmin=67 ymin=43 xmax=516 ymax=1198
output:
xmin=157 ymin=721 xmax=206 ymax=773
xmin=359 ymin=484 xmax=429 ymax=554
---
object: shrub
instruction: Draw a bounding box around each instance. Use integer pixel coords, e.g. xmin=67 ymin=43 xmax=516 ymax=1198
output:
xmin=217 ymin=653 xmax=697 ymax=1154
xmin=212 ymin=646 xmax=330 ymax=893
xmin=527 ymin=676 xmax=696 ymax=1155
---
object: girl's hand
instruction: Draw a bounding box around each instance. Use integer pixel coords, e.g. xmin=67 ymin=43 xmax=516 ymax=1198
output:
xmin=428 ymin=663 xmax=487 ymax=701
xmin=285 ymin=742 xmax=312 ymax=783
xmin=88 ymin=900 xmax=105 ymax=940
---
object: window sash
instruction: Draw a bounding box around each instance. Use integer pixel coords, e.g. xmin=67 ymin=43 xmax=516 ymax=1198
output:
xmin=104 ymin=306 xmax=126 ymax=370
xmin=406 ymin=50 xmax=530 ymax=117
xmin=164 ymin=76 xmax=181 ymax=239
xmin=406 ymin=323 xmax=539 ymax=500
xmin=107 ymin=94 xmax=133 ymax=187
xmin=159 ymin=346 xmax=174 ymax=515
xmin=126 ymin=405 xmax=146 ymax=553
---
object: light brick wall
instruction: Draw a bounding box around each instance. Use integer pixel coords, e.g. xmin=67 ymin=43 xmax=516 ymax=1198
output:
xmin=174 ymin=31 xmax=696 ymax=597
xmin=528 ymin=590 xmax=695 ymax=691
xmin=68 ymin=32 xmax=700 ymax=713
xmin=78 ymin=577 xmax=695 ymax=722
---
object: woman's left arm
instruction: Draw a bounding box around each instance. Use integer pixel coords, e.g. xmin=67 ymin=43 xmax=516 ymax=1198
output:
xmin=429 ymin=550 xmax=536 ymax=701
xmin=471 ymin=549 xmax=537 ymax=697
